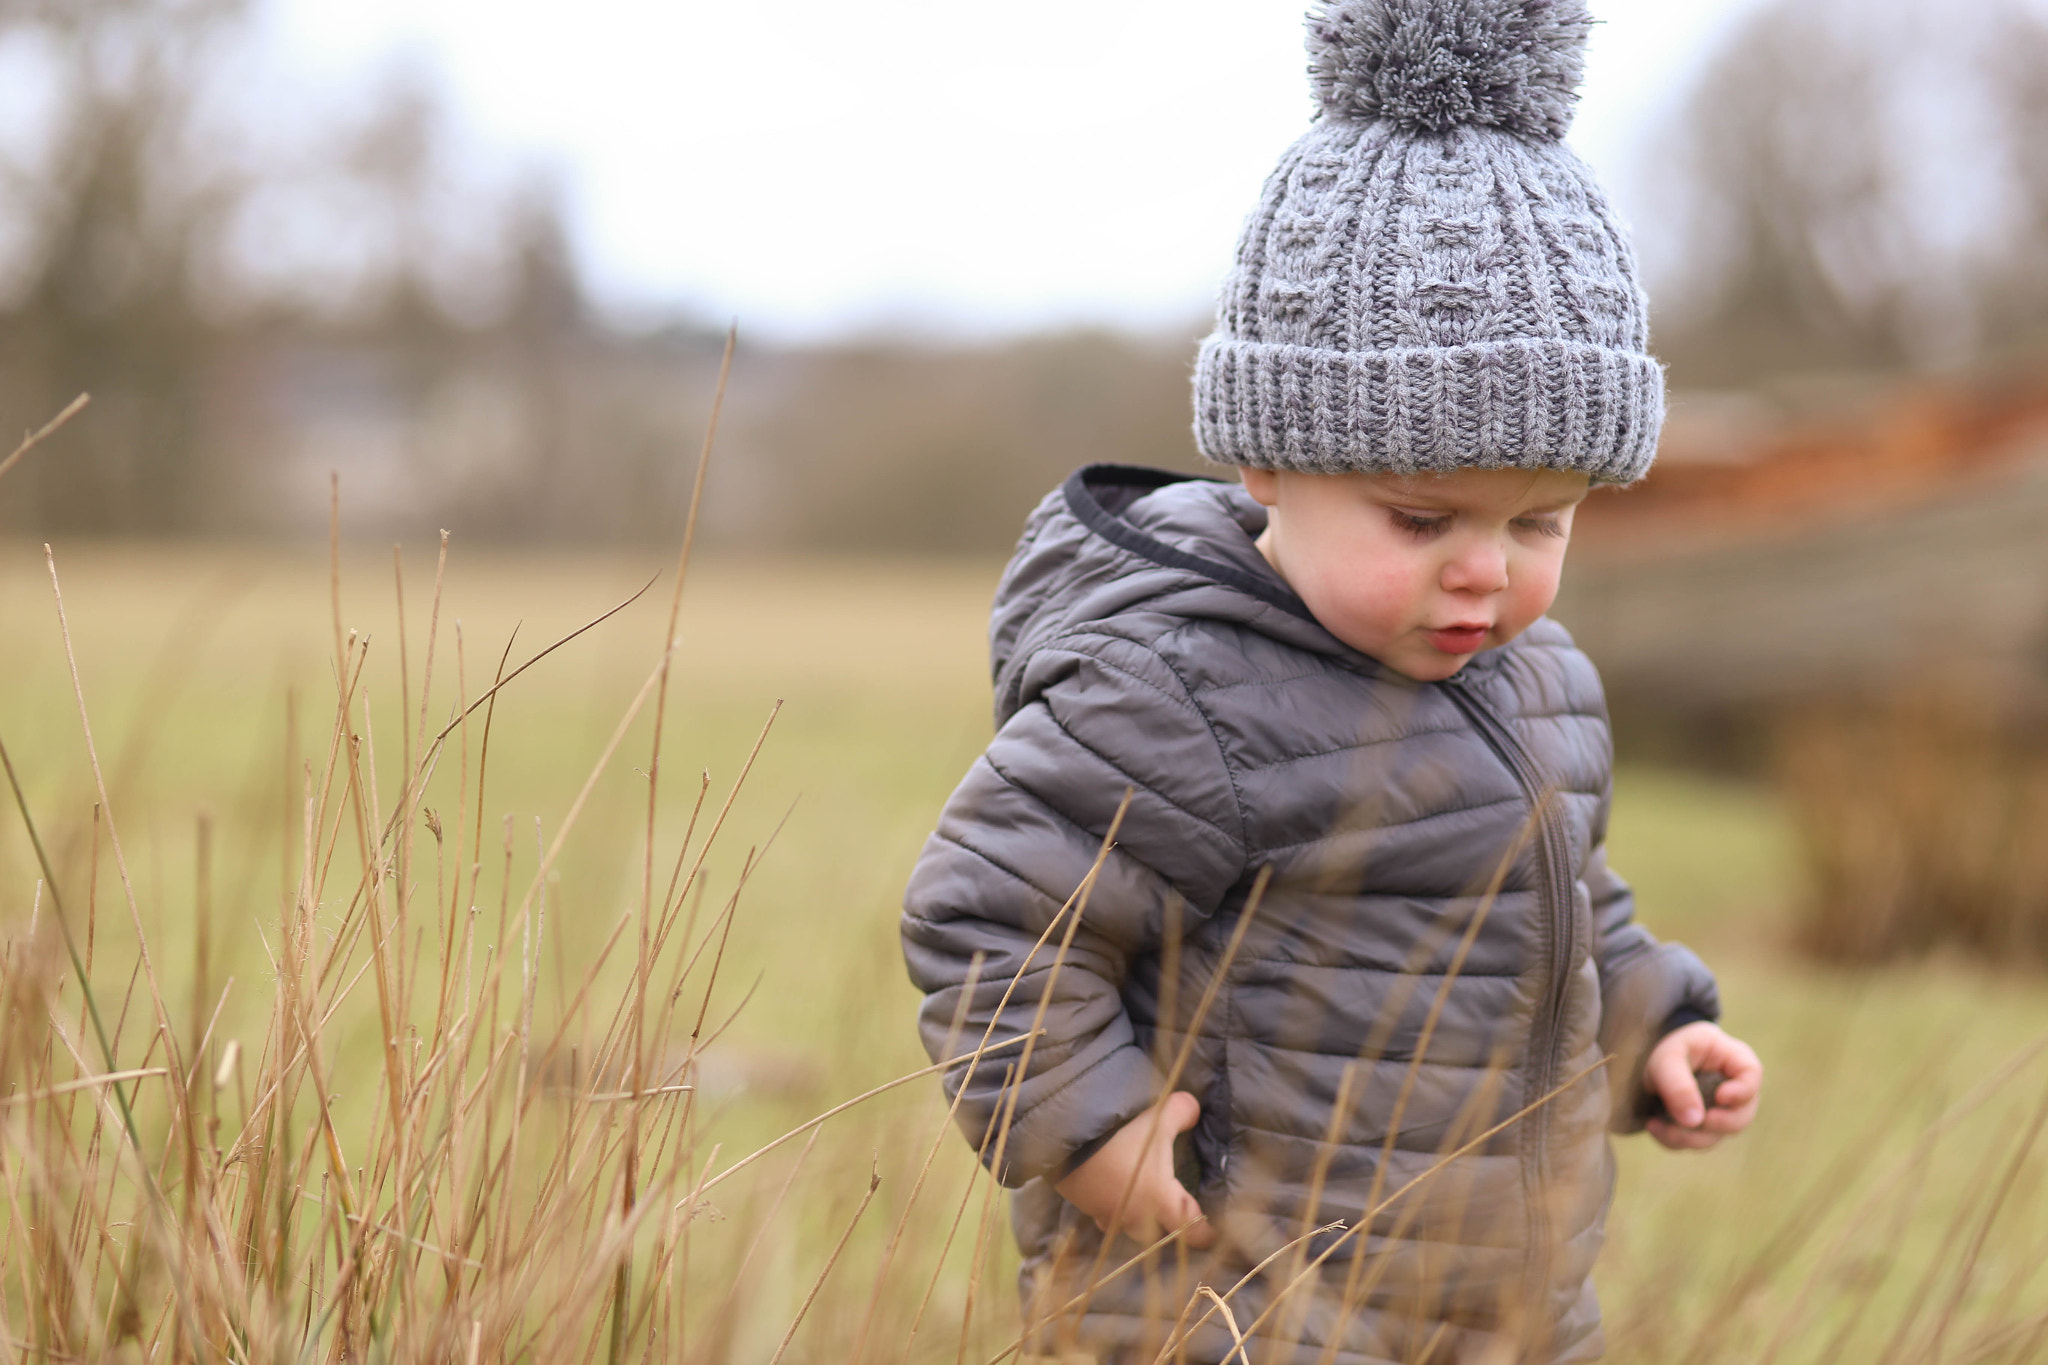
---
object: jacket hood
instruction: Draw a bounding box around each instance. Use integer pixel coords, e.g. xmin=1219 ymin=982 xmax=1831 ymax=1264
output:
xmin=989 ymin=465 xmax=1383 ymax=723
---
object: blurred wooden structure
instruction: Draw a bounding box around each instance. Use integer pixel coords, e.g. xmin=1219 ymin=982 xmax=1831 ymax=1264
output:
xmin=1555 ymin=367 xmax=2048 ymax=721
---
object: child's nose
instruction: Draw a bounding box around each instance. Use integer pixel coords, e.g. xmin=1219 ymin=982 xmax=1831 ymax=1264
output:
xmin=1440 ymin=538 xmax=1509 ymax=595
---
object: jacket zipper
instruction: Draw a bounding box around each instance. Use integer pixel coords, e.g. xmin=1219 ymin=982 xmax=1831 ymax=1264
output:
xmin=1440 ymin=672 xmax=1577 ymax=1315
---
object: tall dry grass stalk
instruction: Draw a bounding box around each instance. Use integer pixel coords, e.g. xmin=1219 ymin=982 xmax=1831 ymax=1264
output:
xmin=1781 ymin=691 xmax=2048 ymax=963
xmin=2 ymin=379 xmax=2048 ymax=1362
xmin=0 ymin=369 xmax=1070 ymax=1361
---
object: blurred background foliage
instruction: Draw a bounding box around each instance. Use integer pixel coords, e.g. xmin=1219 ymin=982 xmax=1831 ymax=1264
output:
xmin=1646 ymin=0 xmax=2048 ymax=383
xmin=4 ymin=0 xmax=2048 ymax=964
xmin=4 ymin=6 xmax=2048 ymax=1353
xmin=5 ymin=0 xmax=2047 ymax=545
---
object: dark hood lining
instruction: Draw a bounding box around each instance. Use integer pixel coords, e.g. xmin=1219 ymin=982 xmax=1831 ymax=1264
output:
xmin=1060 ymin=464 xmax=1321 ymax=627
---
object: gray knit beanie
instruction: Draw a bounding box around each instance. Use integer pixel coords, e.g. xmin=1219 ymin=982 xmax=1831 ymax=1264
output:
xmin=1193 ymin=0 xmax=1663 ymax=483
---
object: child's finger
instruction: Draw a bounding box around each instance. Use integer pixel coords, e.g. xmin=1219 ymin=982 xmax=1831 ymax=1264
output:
xmin=1174 ymin=1184 xmax=1216 ymax=1249
xmin=1698 ymin=1081 xmax=1760 ymax=1134
xmin=1692 ymin=1039 xmax=1761 ymax=1120
xmin=1712 ymin=1080 xmax=1761 ymax=1121
xmin=1709 ymin=1073 xmax=1759 ymax=1110
xmin=1114 ymin=1183 xmax=1169 ymax=1242
xmin=1132 ymin=1180 xmax=1207 ymax=1248
xmin=1695 ymin=1101 xmax=1756 ymax=1136
xmin=1160 ymin=1090 xmax=1203 ymax=1136
xmin=1646 ymin=1117 xmax=1721 ymax=1151
xmin=1644 ymin=1047 xmax=1708 ymax=1128
xmin=1703 ymin=1037 xmax=1763 ymax=1102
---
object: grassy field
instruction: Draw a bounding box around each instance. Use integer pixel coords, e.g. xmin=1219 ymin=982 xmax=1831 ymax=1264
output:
xmin=2 ymin=537 xmax=2046 ymax=1362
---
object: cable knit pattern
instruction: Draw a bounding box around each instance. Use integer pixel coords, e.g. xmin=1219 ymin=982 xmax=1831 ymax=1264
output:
xmin=1194 ymin=0 xmax=1664 ymax=483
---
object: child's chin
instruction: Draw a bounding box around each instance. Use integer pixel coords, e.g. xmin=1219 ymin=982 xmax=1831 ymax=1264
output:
xmin=1383 ymin=652 xmax=1471 ymax=683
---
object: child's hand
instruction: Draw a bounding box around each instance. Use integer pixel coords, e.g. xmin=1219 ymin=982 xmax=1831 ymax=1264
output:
xmin=1642 ymin=1021 xmax=1762 ymax=1151
xmin=1053 ymin=1091 xmax=1215 ymax=1249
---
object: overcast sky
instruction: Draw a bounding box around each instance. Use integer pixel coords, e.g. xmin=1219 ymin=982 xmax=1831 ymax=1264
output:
xmin=259 ymin=0 xmax=1764 ymax=341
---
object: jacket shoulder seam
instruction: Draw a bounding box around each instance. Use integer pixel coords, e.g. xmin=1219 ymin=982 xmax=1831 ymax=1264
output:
xmin=1028 ymin=706 xmax=1241 ymax=847
xmin=1028 ymin=628 xmax=1250 ymax=861
xmin=1151 ymin=623 xmax=1252 ymax=861
xmin=1041 ymin=630 xmax=1206 ymax=715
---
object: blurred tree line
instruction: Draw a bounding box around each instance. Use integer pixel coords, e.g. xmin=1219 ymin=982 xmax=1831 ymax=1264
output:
xmin=2 ymin=0 xmax=2046 ymax=550
xmin=1647 ymin=0 xmax=2048 ymax=387
xmin=0 ymin=0 xmax=718 ymax=541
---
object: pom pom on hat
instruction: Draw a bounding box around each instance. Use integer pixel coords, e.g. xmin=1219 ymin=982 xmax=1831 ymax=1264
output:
xmin=1308 ymin=0 xmax=1594 ymax=140
xmin=1195 ymin=0 xmax=1662 ymax=482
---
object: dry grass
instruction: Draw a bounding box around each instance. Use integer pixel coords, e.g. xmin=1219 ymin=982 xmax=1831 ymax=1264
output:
xmin=1781 ymin=691 xmax=2048 ymax=964
xmin=2 ymin=426 xmax=2048 ymax=1360
xmin=0 ymin=387 xmax=1029 ymax=1361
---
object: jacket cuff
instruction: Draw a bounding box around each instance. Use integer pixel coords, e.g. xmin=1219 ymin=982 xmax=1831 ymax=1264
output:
xmin=1601 ymin=942 xmax=1721 ymax=1134
xmin=993 ymin=1045 xmax=1161 ymax=1188
xmin=1053 ymin=1125 xmax=1123 ymax=1183
xmin=1658 ymin=1006 xmax=1716 ymax=1037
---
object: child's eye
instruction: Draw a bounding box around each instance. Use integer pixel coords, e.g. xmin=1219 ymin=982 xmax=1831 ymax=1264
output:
xmin=1513 ymin=515 xmax=1567 ymax=539
xmin=1388 ymin=509 xmax=1450 ymax=539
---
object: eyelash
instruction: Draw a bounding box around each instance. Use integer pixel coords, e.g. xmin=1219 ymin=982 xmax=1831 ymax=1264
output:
xmin=1389 ymin=510 xmax=1449 ymax=539
xmin=1386 ymin=510 xmax=1568 ymax=540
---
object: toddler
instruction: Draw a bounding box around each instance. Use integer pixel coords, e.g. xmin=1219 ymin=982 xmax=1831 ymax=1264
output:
xmin=900 ymin=2 xmax=1762 ymax=1361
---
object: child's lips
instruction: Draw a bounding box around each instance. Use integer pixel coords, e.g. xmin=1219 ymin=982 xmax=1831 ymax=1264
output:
xmin=1425 ymin=625 xmax=1491 ymax=654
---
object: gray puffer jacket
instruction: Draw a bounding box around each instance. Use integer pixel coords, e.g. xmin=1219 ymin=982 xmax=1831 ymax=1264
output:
xmin=901 ymin=466 xmax=1719 ymax=1365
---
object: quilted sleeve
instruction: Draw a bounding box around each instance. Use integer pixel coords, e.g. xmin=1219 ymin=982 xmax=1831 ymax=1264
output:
xmin=900 ymin=633 xmax=1245 ymax=1186
xmin=1586 ymin=830 xmax=1722 ymax=1134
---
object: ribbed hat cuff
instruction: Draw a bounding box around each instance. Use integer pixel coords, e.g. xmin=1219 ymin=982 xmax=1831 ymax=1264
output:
xmin=1193 ymin=335 xmax=1664 ymax=484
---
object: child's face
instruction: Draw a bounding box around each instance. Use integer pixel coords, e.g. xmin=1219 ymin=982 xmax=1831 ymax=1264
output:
xmin=1239 ymin=464 xmax=1590 ymax=682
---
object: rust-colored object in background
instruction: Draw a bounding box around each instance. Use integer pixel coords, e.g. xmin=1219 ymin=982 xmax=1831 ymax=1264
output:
xmin=1575 ymin=366 xmax=2048 ymax=552
xmin=1552 ymin=364 xmax=2048 ymax=716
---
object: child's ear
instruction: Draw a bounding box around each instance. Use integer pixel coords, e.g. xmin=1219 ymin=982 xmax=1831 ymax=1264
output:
xmin=1239 ymin=466 xmax=1280 ymax=507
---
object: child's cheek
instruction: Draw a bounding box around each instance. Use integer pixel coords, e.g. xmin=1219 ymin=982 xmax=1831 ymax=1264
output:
xmin=1333 ymin=564 xmax=1422 ymax=646
xmin=1362 ymin=553 xmax=1434 ymax=623
xmin=1505 ymin=550 xmax=1567 ymax=633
